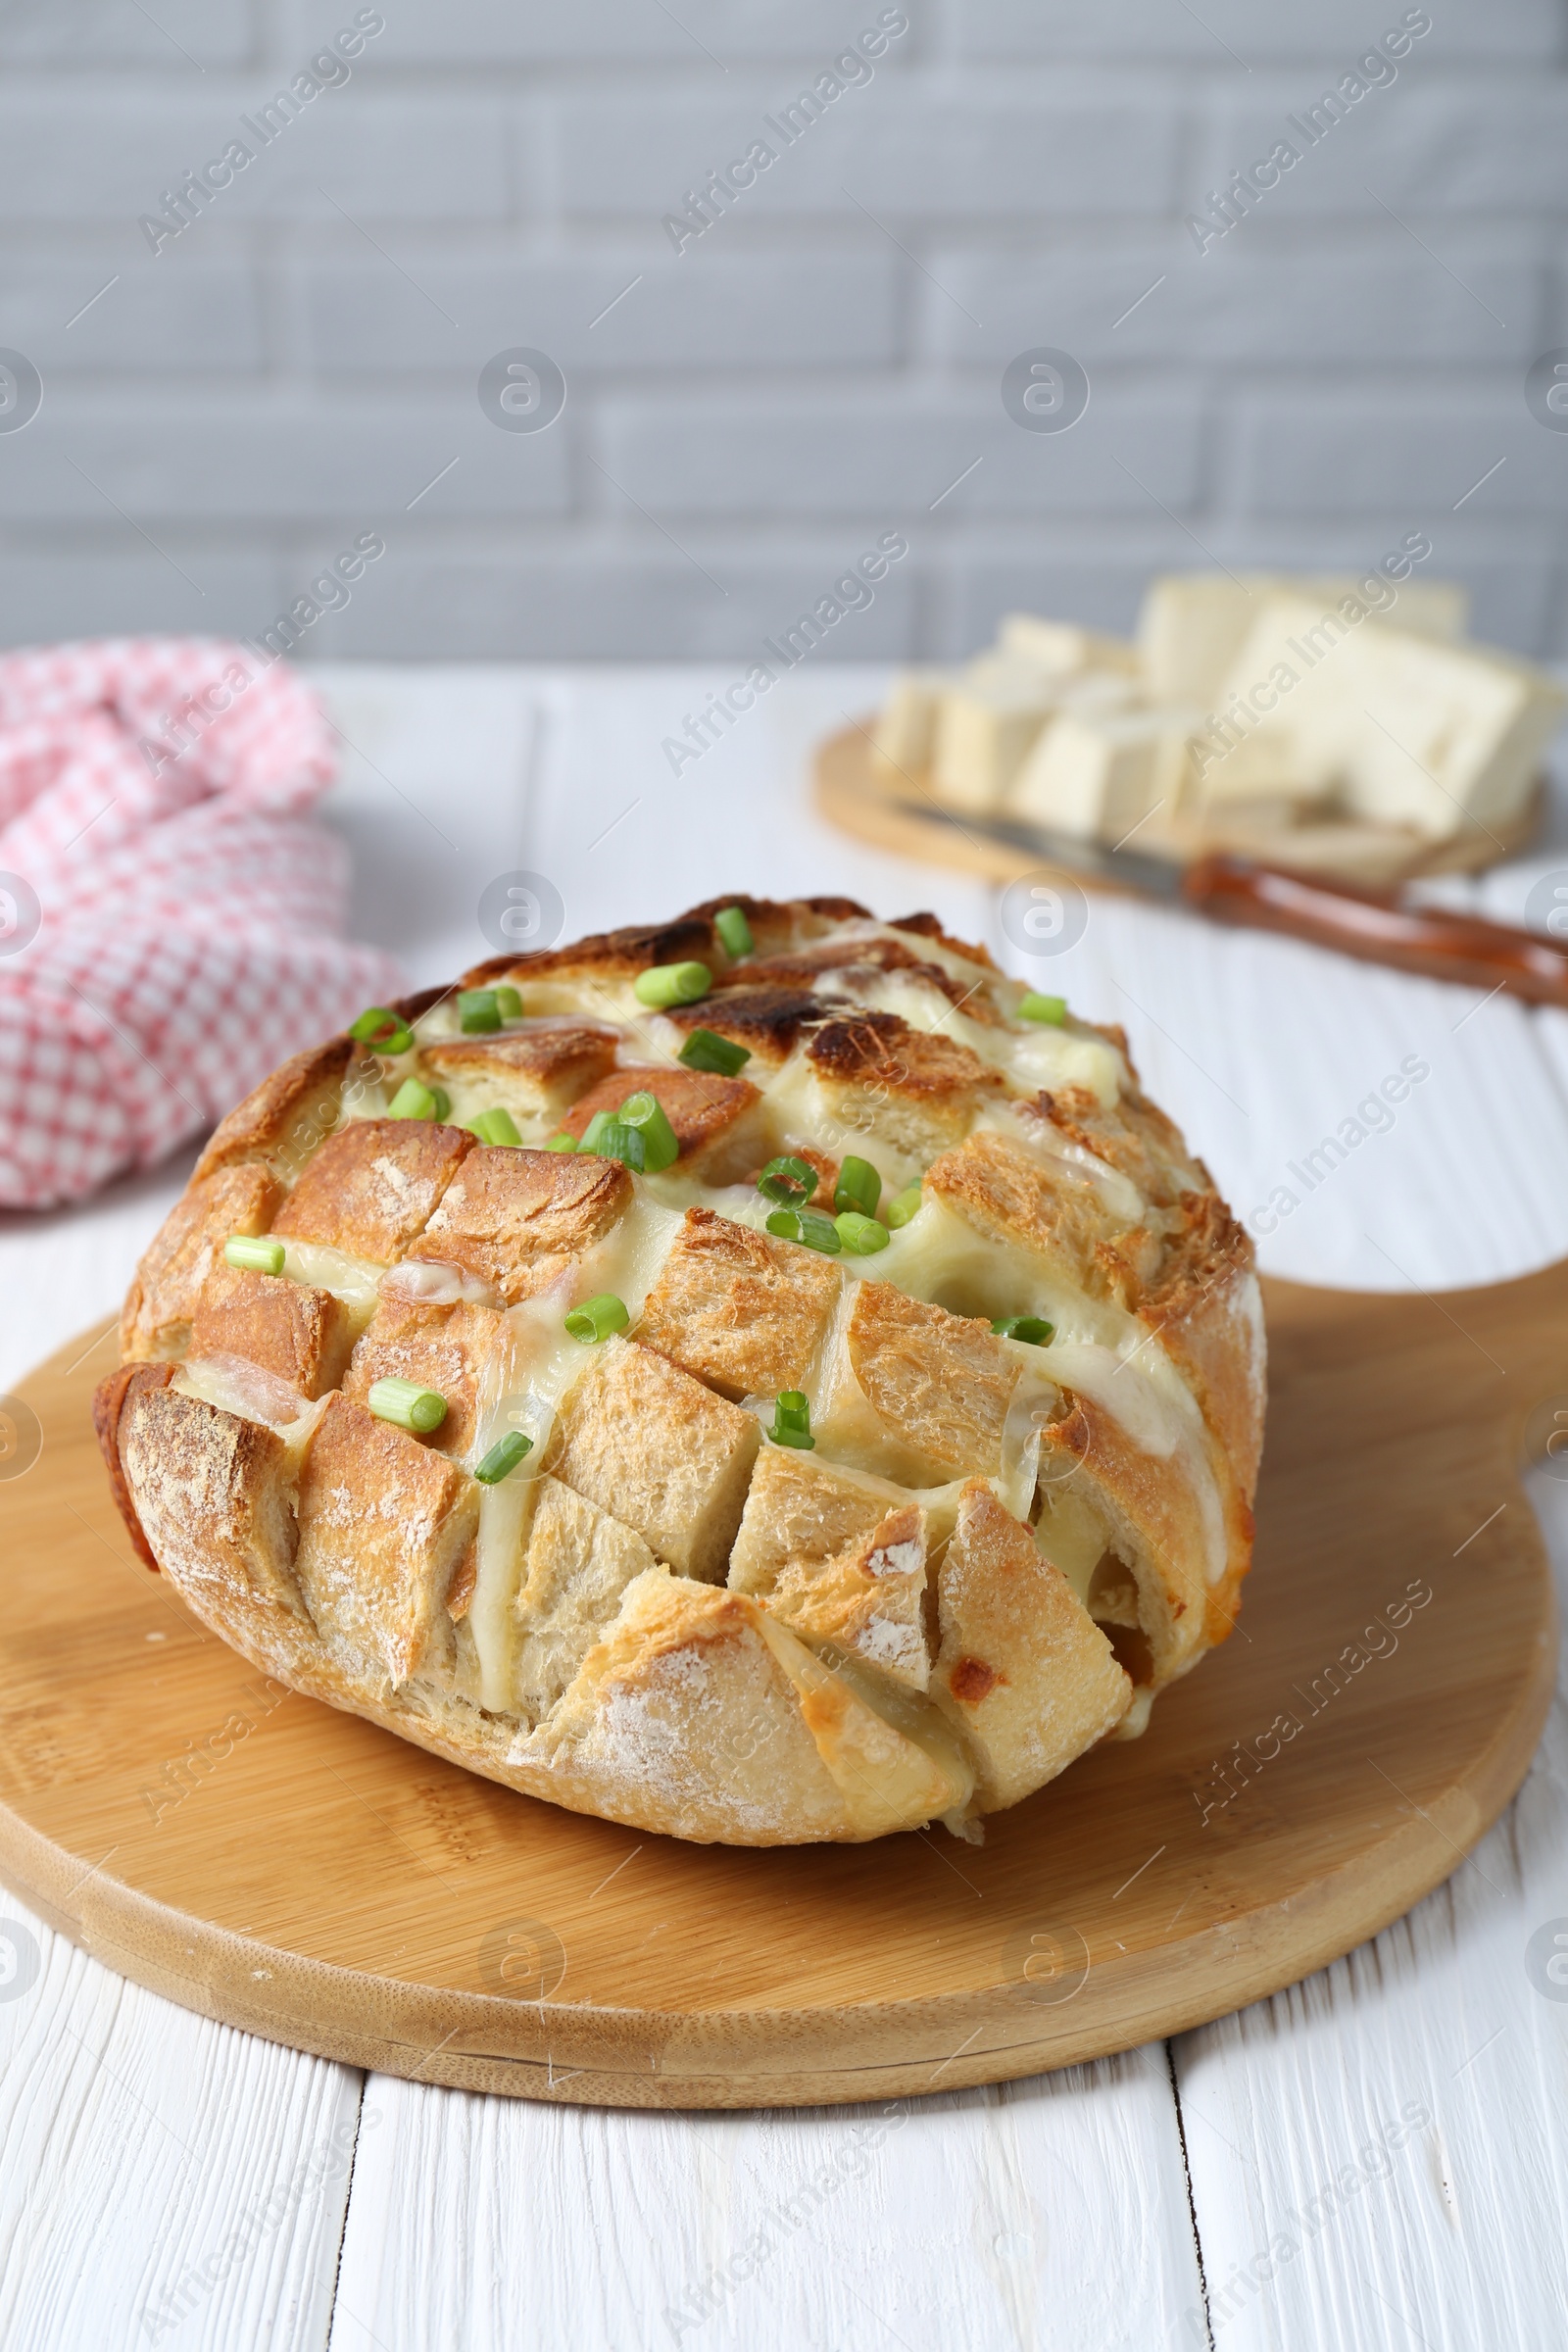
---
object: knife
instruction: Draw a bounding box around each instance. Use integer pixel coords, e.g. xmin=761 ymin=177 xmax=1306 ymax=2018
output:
xmin=898 ymin=800 xmax=1568 ymax=1009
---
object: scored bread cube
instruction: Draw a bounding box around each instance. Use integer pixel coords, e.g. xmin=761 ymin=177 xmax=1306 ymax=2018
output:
xmin=924 ymin=1129 xmax=1158 ymax=1301
xmin=416 ymin=1025 xmax=619 ymax=1131
xmin=510 ymin=1477 xmax=660 ymax=1722
xmin=294 ymin=1392 xmax=478 ymax=1686
xmin=654 ymin=985 xmax=828 ymax=1071
xmin=271 ymin=1117 xmax=473 ymax=1265
xmin=340 ymin=1295 xmax=515 ymax=1459
xmin=404 ymin=1145 xmax=632 ymax=1305
xmin=117 ymin=1383 xmax=307 ymax=1626
xmin=845 ymin=1280 xmax=1020 ymax=1474
xmin=636 ymin=1206 xmax=841 ymax=1401
xmin=931 ymin=1482 xmax=1130 ymax=1807
xmin=192 ymin=1038 xmax=361 ymax=1185
xmin=729 ymin=1445 xmax=912 ymax=1591
xmin=543 ymin=1337 xmax=760 ymax=1581
xmin=804 ymin=1011 xmax=1004 ymax=1163
xmin=189 ymin=1263 xmax=357 ymax=1402
xmin=752 ymin=1499 xmax=930 ymax=1691
xmin=560 ymin=1065 xmax=767 ymax=1185
xmin=122 ymin=1162 xmax=281 ymax=1360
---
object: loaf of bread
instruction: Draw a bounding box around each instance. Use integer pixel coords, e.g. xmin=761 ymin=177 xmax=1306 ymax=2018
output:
xmin=98 ymin=897 xmax=1264 ymax=1844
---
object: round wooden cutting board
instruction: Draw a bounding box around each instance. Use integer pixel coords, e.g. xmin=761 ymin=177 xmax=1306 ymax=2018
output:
xmin=0 ymin=1266 xmax=1558 ymax=2111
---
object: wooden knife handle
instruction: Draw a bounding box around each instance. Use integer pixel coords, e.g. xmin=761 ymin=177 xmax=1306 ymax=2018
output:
xmin=1182 ymin=854 xmax=1568 ymax=1007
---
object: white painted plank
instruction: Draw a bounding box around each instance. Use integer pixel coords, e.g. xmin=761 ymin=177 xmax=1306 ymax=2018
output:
xmin=0 ymin=1896 xmax=362 ymax=2352
xmin=329 ymin=2054 xmax=1203 ymax=2352
xmin=1173 ymin=1464 xmax=1568 ymax=2352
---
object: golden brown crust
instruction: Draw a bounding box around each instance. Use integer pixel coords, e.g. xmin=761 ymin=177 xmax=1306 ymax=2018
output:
xmin=560 ymin=1065 xmax=766 ymax=1181
xmin=340 ymin=1296 xmax=514 ymax=1459
xmin=192 ymin=1038 xmax=359 ymax=1185
xmin=656 ymin=985 xmax=830 ymax=1068
xmin=404 ymin=1145 xmax=631 ymax=1304
xmin=92 ymin=1361 xmax=175 ymax=1568
xmin=543 ymin=1339 xmax=761 ymax=1581
xmin=190 ymin=1264 xmax=357 ymax=1401
xmin=293 ymin=1392 xmax=478 ymax=1684
xmin=885 ymin=909 xmax=1002 ymax=971
xmin=122 ymin=1163 xmax=283 ymax=1360
xmin=931 ymin=1483 xmax=1129 ymax=1806
xmin=925 ymin=1129 xmax=1157 ymax=1301
xmin=271 ymin=1118 xmax=474 ymax=1263
xmin=736 ymin=934 xmax=1004 ymax=1023
xmin=119 ymin=1385 xmax=308 ymax=1628
xmin=416 ymin=1025 xmax=620 ymax=1119
xmin=636 ymin=1206 xmax=841 ymax=1401
xmin=806 ymin=1011 xmax=1004 ymax=1159
xmin=846 ymin=1281 xmax=1019 ymax=1474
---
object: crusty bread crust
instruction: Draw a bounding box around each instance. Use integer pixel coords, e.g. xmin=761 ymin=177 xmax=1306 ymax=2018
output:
xmin=103 ymin=893 xmax=1265 ymax=1844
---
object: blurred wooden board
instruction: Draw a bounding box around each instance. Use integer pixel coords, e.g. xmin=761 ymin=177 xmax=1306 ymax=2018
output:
xmin=0 ymin=1268 xmax=1557 ymax=2110
xmin=815 ymin=719 xmax=1541 ymax=893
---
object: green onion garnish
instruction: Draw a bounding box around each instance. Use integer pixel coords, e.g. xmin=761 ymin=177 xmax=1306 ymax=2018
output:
xmin=494 ymin=984 xmax=523 ymax=1020
xmin=1019 ymin=992 xmax=1067 ymax=1025
xmin=834 ymin=1155 xmax=881 ymax=1218
xmin=714 ymin=906 xmax=753 ymax=959
xmin=579 ymin=1116 xmax=644 ymax=1170
xmin=372 ymin=1024 xmax=415 ymax=1055
xmin=459 ymin=988 xmax=501 ymax=1034
xmin=368 ymin=1377 xmax=448 ymax=1434
xmin=473 ymin=1430 xmax=533 ymax=1484
xmin=991 ymin=1315 xmax=1054 ymax=1346
xmin=765 ymin=1206 xmax=842 ymax=1254
xmin=387 ymin=1077 xmax=439 ymax=1121
xmin=616 ymin=1090 xmax=679 ymax=1173
xmin=884 ymin=1182 xmax=922 ymax=1229
xmin=758 ymin=1154 xmax=817 ymax=1208
xmin=545 ymin=1131 xmax=576 ymax=1152
xmin=565 ymin=1293 xmax=630 ymax=1344
xmin=634 ymin=960 xmax=711 ymax=1009
xmin=223 ymin=1235 xmax=284 ymax=1276
xmin=770 ymin=1391 xmax=814 ymax=1449
xmin=835 ymin=1211 xmax=889 ymax=1255
xmin=678 ymin=1027 xmax=751 ymax=1078
xmin=468 ymin=1106 xmax=522 ymax=1147
xmin=349 ymin=1004 xmax=400 ymax=1044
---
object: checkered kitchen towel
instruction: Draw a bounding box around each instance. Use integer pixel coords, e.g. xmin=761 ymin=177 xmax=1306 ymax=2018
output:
xmin=0 ymin=638 xmax=402 ymax=1209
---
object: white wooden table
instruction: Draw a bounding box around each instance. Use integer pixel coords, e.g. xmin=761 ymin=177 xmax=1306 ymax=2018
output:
xmin=3 ymin=662 xmax=1567 ymax=2352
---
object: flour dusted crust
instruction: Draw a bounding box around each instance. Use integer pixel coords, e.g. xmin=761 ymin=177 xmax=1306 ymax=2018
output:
xmin=100 ymin=895 xmax=1265 ymax=1845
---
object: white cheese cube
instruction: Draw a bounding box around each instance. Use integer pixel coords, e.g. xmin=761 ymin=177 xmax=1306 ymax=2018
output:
xmin=1139 ymin=572 xmax=1467 ymax=704
xmin=998 ymin=613 xmax=1140 ymax=677
xmin=932 ymin=680 xmax=1059 ymax=811
xmin=1007 ymin=708 xmax=1200 ymax=842
xmin=1199 ymin=592 xmax=1564 ymax=839
xmin=871 ymin=669 xmax=953 ymax=776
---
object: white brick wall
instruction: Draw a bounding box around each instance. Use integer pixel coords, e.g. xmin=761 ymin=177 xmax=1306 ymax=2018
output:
xmin=0 ymin=0 xmax=1562 ymax=661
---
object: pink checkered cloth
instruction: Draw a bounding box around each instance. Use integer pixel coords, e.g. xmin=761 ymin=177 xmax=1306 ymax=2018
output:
xmin=0 ymin=638 xmax=403 ymax=1209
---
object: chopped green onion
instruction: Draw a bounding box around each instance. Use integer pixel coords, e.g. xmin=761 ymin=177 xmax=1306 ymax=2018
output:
xmin=765 ymin=1206 xmax=842 ymax=1254
xmin=885 ymin=1182 xmax=922 ymax=1229
xmin=349 ymin=1004 xmax=401 ymax=1045
xmin=834 ymin=1154 xmax=881 ymax=1219
xmin=431 ymin=1087 xmax=451 ymax=1122
xmin=565 ymin=1293 xmax=630 ymax=1344
xmin=387 ymin=1077 xmax=439 ymax=1121
xmin=545 ymin=1130 xmax=577 ymax=1152
xmin=224 ymin=1235 xmax=284 ymax=1276
xmin=372 ymin=1025 xmax=415 ymax=1056
xmin=991 ymin=1314 xmax=1054 ymax=1347
xmin=459 ymin=988 xmax=502 ymax=1034
xmin=634 ymin=959 xmax=711 ymax=1009
xmin=368 ymin=1377 xmax=448 ymax=1435
xmin=616 ymin=1090 xmax=679 ymax=1173
xmin=468 ymin=1106 xmax=522 ymax=1147
xmin=473 ymin=1430 xmax=533 ymax=1485
xmin=758 ymin=1154 xmax=818 ymax=1208
xmin=835 ymin=1211 xmax=889 ymax=1256
xmin=1019 ymin=992 xmax=1067 ymax=1026
xmin=494 ymin=984 xmax=523 ymax=1020
xmin=678 ymin=1026 xmax=751 ymax=1078
xmin=714 ymin=906 xmax=753 ymax=959
xmin=577 ymin=1113 xmax=644 ymax=1170
xmin=770 ymin=1391 xmax=815 ymax=1450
